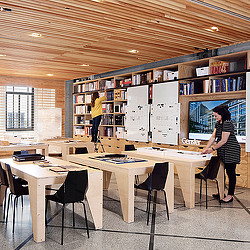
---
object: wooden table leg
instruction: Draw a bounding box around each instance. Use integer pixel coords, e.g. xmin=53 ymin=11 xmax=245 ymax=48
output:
xmin=61 ymin=145 xmax=68 ymax=160
xmin=28 ymin=178 xmax=46 ymax=242
xmin=86 ymin=171 xmax=103 ymax=229
xmin=217 ymin=162 xmax=225 ymax=199
xmin=165 ymin=163 xmax=174 ymax=213
xmin=176 ymin=164 xmax=196 ymax=208
xmin=115 ymin=172 xmax=134 ymax=223
xmin=103 ymin=171 xmax=112 ymax=190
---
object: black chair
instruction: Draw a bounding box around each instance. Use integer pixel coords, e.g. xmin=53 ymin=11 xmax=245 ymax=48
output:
xmin=0 ymin=163 xmax=9 ymax=220
xmin=195 ymin=156 xmax=221 ymax=209
xmin=134 ymin=162 xmax=169 ymax=225
xmin=45 ymin=170 xmax=89 ymax=245
xmin=5 ymin=164 xmax=29 ymax=233
xmin=75 ymin=147 xmax=88 ymax=154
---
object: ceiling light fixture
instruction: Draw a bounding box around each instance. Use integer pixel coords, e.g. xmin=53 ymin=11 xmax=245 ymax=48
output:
xmin=205 ymin=26 xmax=219 ymax=32
xmin=46 ymin=74 xmax=54 ymax=76
xmin=129 ymin=50 xmax=139 ymax=53
xmin=29 ymin=33 xmax=42 ymax=37
xmin=92 ymin=0 xmax=102 ymax=2
xmin=81 ymin=64 xmax=89 ymax=66
xmin=0 ymin=54 xmax=6 ymax=57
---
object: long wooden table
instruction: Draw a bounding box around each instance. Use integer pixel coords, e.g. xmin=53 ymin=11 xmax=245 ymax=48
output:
xmin=67 ymin=153 xmax=174 ymax=223
xmin=123 ymin=149 xmax=224 ymax=209
xmin=0 ymin=157 xmax=103 ymax=243
xmin=45 ymin=140 xmax=94 ymax=160
xmin=0 ymin=143 xmax=49 ymax=156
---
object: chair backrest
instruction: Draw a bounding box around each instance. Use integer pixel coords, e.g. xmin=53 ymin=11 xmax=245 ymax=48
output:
xmin=75 ymin=147 xmax=88 ymax=154
xmin=143 ymin=162 xmax=169 ymax=191
xmin=0 ymin=162 xmax=9 ymax=187
xmin=201 ymin=156 xmax=221 ymax=180
xmin=5 ymin=164 xmax=16 ymax=194
xmin=125 ymin=145 xmax=135 ymax=151
xmin=55 ymin=170 xmax=88 ymax=203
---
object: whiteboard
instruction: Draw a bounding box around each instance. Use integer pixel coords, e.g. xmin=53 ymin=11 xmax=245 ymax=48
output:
xmin=125 ymin=85 xmax=149 ymax=142
xmin=151 ymin=82 xmax=180 ymax=144
xmin=37 ymin=108 xmax=62 ymax=140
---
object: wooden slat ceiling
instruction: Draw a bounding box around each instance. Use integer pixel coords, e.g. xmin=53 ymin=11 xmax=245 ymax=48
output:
xmin=0 ymin=0 xmax=250 ymax=81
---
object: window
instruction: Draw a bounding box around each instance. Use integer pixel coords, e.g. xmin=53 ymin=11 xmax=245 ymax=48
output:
xmin=6 ymin=86 xmax=34 ymax=131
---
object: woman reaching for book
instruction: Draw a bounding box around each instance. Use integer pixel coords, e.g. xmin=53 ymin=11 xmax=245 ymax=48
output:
xmin=91 ymin=86 xmax=107 ymax=142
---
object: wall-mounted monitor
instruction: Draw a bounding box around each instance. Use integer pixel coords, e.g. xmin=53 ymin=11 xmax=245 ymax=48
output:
xmin=189 ymin=99 xmax=246 ymax=143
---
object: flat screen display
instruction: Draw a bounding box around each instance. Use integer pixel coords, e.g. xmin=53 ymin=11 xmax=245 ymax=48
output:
xmin=189 ymin=99 xmax=246 ymax=143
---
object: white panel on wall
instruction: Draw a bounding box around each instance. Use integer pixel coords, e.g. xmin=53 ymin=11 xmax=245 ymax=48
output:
xmin=37 ymin=108 xmax=62 ymax=140
xmin=151 ymin=82 xmax=180 ymax=145
xmin=125 ymin=85 xmax=149 ymax=142
xmin=246 ymin=72 xmax=250 ymax=152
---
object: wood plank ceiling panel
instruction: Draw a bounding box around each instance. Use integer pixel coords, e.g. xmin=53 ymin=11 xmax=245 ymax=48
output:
xmin=0 ymin=0 xmax=249 ymax=80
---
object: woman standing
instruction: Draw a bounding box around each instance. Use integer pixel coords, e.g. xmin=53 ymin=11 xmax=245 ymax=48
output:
xmin=91 ymin=87 xmax=107 ymax=142
xmin=202 ymin=105 xmax=241 ymax=203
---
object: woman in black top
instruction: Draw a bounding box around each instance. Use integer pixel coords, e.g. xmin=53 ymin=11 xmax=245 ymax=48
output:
xmin=202 ymin=105 xmax=241 ymax=203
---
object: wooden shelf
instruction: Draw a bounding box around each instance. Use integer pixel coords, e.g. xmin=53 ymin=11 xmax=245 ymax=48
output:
xmin=180 ymin=90 xmax=246 ymax=98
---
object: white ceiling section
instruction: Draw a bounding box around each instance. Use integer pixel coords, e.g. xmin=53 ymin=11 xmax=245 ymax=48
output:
xmin=0 ymin=0 xmax=249 ymax=80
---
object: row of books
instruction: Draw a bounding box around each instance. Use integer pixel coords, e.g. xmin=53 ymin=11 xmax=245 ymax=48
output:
xmin=210 ymin=61 xmax=229 ymax=75
xmin=180 ymin=75 xmax=245 ymax=95
xmin=74 ymin=126 xmax=85 ymax=135
xmin=74 ymin=84 xmax=85 ymax=93
xmin=102 ymin=103 xmax=113 ymax=113
xmin=107 ymin=91 xmax=114 ymax=101
xmin=114 ymin=89 xmax=126 ymax=100
xmin=133 ymin=72 xmax=153 ymax=85
xmin=102 ymin=114 xmax=113 ymax=125
xmin=115 ymin=127 xmax=126 ymax=139
xmin=73 ymin=95 xmax=84 ymax=104
xmin=74 ymin=116 xmax=84 ymax=125
xmin=75 ymin=105 xmax=85 ymax=114
xmin=115 ymin=78 xmax=132 ymax=88
xmin=103 ymin=127 xmax=113 ymax=137
xmin=85 ymin=81 xmax=99 ymax=92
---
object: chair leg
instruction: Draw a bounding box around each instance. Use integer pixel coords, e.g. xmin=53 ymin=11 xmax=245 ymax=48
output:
xmin=61 ymin=204 xmax=65 ymax=245
xmin=73 ymin=203 xmax=75 ymax=228
xmin=21 ymin=196 xmax=23 ymax=208
xmin=205 ymin=180 xmax=208 ymax=209
xmin=3 ymin=187 xmax=8 ymax=220
xmin=200 ymin=179 xmax=202 ymax=202
xmin=13 ymin=196 xmax=17 ymax=234
xmin=147 ymin=191 xmax=152 ymax=225
xmin=215 ymin=180 xmax=221 ymax=205
xmin=146 ymin=192 xmax=150 ymax=213
xmin=82 ymin=202 xmax=89 ymax=238
xmin=45 ymin=199 xmax=48 ymax=227
xmin=162 ymin=190 xmax=169 ymax=220
xmin=6 ymin=194 xmax=12 ymax=223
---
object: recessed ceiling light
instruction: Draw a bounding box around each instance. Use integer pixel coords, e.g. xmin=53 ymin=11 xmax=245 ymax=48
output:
xmin=0 ymin=54 xmax=6 ymax=57
xmin=29 ymin=33 xmax=42 ymax=37
xmin=129 ymin=50 xmax=139 ymax=53
xmin=81 ymin=64 xmax=89 ymax=66
xmin=211 ymin=26 xmax=219 ymax=31
xmin=92 ymin=0 xmax=102 ymax=2
xmin=205 ymin=26 xmax=219 ymax=32
xmin=46 ymin=74 xmax=54 ymax=76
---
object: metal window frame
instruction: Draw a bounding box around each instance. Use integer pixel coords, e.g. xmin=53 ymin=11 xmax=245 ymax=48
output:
xmin=5 ymin=87 xmax=34 ymax=131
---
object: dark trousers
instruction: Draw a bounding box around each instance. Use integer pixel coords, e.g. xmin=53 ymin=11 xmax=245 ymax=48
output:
xmin=224 ymin=163 xmax=237 ymax=195
xmin=92 ymin=115 xmax=102 ymax=142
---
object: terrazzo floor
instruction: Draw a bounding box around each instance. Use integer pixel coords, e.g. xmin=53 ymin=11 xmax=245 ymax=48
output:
xmin=0 ymin=171 xmax=249 ymax=250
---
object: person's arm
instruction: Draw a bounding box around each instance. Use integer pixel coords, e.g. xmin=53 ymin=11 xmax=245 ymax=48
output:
xmin=203 ymin=131 xmax=230 ymax=154
xmin=201 ymin=129 xmax=216 ymax=154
